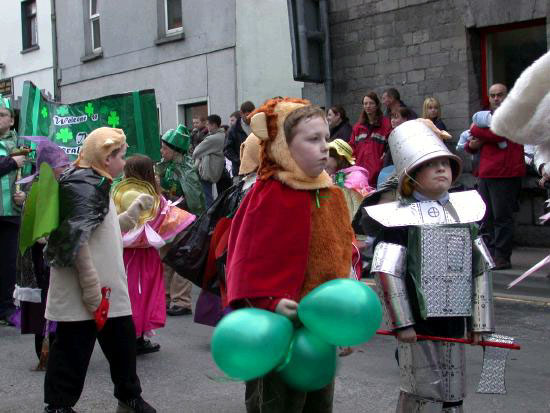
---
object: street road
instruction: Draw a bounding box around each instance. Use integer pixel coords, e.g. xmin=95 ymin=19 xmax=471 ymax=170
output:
xmin=1 ymin=290 xmax=549 ymax=412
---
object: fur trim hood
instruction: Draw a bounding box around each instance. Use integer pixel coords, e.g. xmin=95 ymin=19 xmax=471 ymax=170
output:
xmin=249 ymin=97 xmax=332 ymax=190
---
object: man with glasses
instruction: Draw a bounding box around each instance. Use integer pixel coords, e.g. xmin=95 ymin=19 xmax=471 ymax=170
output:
xmin=465 ymin=84 xmax=525 ymax=270
xmin=0 ymin=97 xmax=27 ymax=324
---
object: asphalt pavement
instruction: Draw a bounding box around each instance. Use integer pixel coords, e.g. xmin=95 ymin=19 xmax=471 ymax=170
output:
xmin=1 ymin=286 xmax=549 ymax=413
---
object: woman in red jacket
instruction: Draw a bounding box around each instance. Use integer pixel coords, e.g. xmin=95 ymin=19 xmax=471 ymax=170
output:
xmin=350 ymin=92 xmax=393 ymax=187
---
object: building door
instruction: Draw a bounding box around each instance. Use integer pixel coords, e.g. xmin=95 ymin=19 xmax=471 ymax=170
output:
xmin=178 ymin=101 xmax=208 ymax=130
xmin=481 ymin=19 xmax=547 ymax=106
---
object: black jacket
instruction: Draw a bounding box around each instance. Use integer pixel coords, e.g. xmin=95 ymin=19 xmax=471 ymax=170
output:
xmin=224 ymin=118 xmax=249 ymax=176
xmin=329 ymin=121 xmax=353 ymax=143
xmin=0 ymin=156 xmax=17 ymax=178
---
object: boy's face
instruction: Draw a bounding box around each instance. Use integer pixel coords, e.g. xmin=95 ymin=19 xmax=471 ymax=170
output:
xmin=105 ymin=144 xmax=127 ymax=178
xmin=0 ymin=109 xmax=14 ymax=135
xmin=160 ymin=142 xmax=175 ymax=161
xmin=413 ymin=156 xmax=452 ymax=198
xmin=288 ymin=116 xmax=329 ymax=178
xmin=391 ymin=112 xmax=405 ymax=129
xmin=206 ymin=121 xmax=217 ymax=134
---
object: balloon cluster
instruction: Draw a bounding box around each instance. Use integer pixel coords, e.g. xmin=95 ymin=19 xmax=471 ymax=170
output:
xmin=211 ymin=279 xmax=382 ymax=391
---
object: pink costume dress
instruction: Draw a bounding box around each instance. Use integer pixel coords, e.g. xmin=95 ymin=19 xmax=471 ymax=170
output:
xmin=122 ymin=197 xmax=195 ymax=337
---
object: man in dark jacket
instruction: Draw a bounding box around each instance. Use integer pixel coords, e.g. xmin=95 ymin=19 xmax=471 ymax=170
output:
xmin=465 ymin=83 xmax=525 ymax=269
xmin=224 ymin=101 xmax=255 ymax=177
xmin=0 ymin=101 xmax=27 ymax=324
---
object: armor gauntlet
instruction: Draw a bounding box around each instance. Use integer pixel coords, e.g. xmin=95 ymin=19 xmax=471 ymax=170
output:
xmin=371 ymin=242 xmax=415 ymax=329
xmin=471 ymin=237 xmax=495 ymax=333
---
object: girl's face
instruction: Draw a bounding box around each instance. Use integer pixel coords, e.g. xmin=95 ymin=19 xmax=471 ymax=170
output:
xmin=326 ymin=109 xmax=341 ymax=128
xmin=362 ymin=96 xmax=378 ymax=115
xmin=391 ymin=112 xmax=406 ymax=128
xmin=160 ymin=142 xmax=175 ymax=161
xmin=288 ymin=116 xmax=329 ymax=178
xmin=413 ymin=156 xmax=452 ymax=199
xmin=325 ymin=156 xmax=339 ymax=175
xmin=427 ymin=103 xmax=439 ymax=120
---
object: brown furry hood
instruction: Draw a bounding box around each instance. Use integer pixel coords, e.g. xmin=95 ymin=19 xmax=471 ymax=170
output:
xmin=249 ymin=97 xmax=332 ymax=190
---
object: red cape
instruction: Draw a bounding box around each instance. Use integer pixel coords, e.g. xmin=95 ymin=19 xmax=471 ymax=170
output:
xmin=226 ymin=179 xmax=311 ymax=306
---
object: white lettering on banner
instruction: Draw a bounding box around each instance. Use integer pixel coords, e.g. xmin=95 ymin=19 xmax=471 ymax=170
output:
xmin=59 ymin=146 xmax=82 ymax=155
xmin=53 ymin=115 xmax=89 ymax=126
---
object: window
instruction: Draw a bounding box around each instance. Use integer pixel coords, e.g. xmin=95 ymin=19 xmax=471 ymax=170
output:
xmin=90 ymin=0 xmax=101 ymax=51
xmin=165 ymin=0 xmax=183 ymax=35
xmin=480 ymin=19 xmax=547 ymax=105
xmin=177 ymin=101 xmax=208 ymax=130
xmin=21 ymin=0 xmax=38 ymax=50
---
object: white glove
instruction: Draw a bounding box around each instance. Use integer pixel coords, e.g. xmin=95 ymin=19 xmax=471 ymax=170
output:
xmin=275 ymin=298 xmax=298 ymax=320
xmin=118 ymin=193 xmax=154 ymax=232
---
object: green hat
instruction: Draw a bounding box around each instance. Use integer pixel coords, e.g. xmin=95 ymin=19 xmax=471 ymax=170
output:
xmin=0 ymin=94 xmax=14 ymax=116
xmin=161 ymin=124 xmax=190 ymax=153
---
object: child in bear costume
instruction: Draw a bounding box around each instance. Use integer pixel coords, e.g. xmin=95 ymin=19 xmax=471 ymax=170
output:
xmin=226 ymin=98 xmax=353 ymax=412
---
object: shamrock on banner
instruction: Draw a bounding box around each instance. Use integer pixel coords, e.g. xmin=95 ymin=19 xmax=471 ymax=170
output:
xmin=18 ymin=81 xmax=161 ymax=161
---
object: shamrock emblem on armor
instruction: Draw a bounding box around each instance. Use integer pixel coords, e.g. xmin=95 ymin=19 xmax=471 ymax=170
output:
xmin=40 ymin=107 xmax=48 ymax=119
xmin=55 ymin=128 xmax=73 ymax=143
xmin=107 ymin=111 xmax=120 ymax=128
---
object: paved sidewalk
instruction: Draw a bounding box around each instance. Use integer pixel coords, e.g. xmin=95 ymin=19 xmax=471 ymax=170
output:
xmin=493 ymin=247 xmax=550 ymax=303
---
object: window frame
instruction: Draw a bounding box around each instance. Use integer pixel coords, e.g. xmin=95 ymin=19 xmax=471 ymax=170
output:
xmin=479 ymin=18 xmax=546 ymax=107
xmin=164 ymin=0 xmax=183 ymax=36
xmin=21 ymin=0 xmax=38 ymax=51
xmin=89 ymin=0 xmax=101 ymax=52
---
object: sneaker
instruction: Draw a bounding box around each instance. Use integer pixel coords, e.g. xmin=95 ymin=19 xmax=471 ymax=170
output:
xmin=116 ymin=397 xmax=156 ymax=413
xmin=136 ymin=337 xmax=160 ymax=356
xmin=44 ymin=407 xmax=77 ymax=413
xmin=166 ymin=305 xmax=192 ymax=316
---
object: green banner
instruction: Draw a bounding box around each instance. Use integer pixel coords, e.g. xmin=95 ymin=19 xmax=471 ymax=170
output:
xmin=18 ymin=81 xmax=160 ymax=161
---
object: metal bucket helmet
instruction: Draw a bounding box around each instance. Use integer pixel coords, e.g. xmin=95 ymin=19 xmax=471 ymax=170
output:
xmin=389 ymin=119 xmax=462 ymax=196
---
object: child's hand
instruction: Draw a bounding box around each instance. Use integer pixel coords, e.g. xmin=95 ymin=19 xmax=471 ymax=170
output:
xmin=13 ymin=191 xmax=26 ymax=206
xmin=275 ymin=298 xmax=298 ymax=320
xmin=469 ymin=332 xmax=482 ymax=345
xmin=12 ymin=155 xmax=26 ymax=168
xmin=396 ymin=327 xmax=417 ymax=343
xmin=468 ymin=137 xmax=482 ymax=150
xmin=136 ymin=193 xmax=154 ymax=210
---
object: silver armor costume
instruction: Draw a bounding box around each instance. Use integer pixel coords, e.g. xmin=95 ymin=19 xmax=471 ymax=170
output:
xmin=372 ymin=242 xmax=414 ymax=329
xmin=368 ymin=191 xmax=493 ymax=412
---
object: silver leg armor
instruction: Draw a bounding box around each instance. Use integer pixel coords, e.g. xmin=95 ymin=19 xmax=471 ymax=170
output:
xmin=398 ymin=341 xmax=466 ymax=404
xmin=396 ymin=391 xmax=443 ymax=413
xmin=371 ymin=242 xmax=415 ymax=329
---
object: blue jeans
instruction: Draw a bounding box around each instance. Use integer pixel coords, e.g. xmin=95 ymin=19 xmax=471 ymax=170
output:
xmin=200 ymin=179 xmax=214 ymax=209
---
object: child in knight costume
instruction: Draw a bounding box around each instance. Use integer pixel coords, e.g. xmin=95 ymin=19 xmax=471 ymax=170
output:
xmin=366 ymin=120 xmax=495 ymax=412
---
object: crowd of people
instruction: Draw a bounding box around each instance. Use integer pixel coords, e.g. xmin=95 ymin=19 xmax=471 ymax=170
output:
xmin=0 ymin=66 xmax=544 ymax=412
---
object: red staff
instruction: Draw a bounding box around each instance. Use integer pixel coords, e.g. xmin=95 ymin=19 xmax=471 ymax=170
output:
xmin=376 ymin=329 xmax=521 ymax=350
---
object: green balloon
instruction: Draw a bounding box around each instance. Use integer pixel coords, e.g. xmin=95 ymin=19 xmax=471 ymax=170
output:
xmin=298 ymin=279 xmax=382 ymax=346
xmin=279 ymin=328 xmax=337 ymax=392
xmin=211 ymin=308 xmax=293 ymax=381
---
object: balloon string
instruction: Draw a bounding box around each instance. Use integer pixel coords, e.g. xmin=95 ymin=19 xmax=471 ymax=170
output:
xmin=204 ymin=373 xmax=242 ymax=383
xmin=275 ymin=336 xmax=296 ymax=372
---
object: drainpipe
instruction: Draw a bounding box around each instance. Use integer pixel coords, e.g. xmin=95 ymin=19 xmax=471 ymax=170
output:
xmin=319 ymin=0 xmax=332 ymax=108
xmin=51 ymin=0 xmax=60 ymax=100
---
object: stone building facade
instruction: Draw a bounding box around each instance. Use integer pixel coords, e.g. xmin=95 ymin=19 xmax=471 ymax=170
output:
xmin=325 ymin=0 xmax=548 ymax=139
xmin=319 ymin=0 xmax=550 ymax=246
